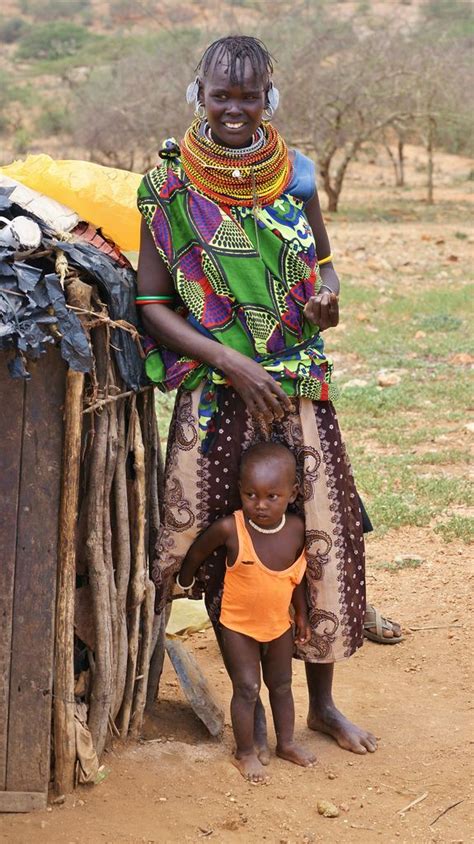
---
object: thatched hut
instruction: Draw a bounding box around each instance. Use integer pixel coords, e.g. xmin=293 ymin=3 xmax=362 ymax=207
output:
xmin=0 ymin=181 xmax=165 ymax=812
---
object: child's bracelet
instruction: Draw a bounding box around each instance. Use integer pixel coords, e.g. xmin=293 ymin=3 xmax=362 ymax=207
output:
xmin=176 ymin=573 xmax=195 ymax=591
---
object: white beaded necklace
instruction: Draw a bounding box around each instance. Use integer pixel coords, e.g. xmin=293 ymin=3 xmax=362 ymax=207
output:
xmin=202 ymin=121 xmax=266 ymax=155
xmin=248 ymin=514 xmax=286 ymax=534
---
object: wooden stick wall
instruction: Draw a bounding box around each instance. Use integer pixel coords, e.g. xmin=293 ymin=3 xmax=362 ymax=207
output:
xmin=54 ymin=289 xmax=162 ymax=793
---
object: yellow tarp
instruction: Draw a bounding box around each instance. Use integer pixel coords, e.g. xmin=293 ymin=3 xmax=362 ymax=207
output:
xmin=0 ymin=155 xmax=142 ymax=252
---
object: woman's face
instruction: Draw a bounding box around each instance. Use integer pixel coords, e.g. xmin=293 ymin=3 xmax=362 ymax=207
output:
xmin=200 ymin=56 xmax=267 ymax=148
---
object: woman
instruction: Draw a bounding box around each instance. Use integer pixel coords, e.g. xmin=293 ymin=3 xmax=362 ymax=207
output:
xmin=137 ymin=35 xmax=378 ymax=755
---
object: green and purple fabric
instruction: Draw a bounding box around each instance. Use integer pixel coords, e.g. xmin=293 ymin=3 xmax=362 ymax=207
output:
xmin=137 ymin=156 xmax=337 ymax=448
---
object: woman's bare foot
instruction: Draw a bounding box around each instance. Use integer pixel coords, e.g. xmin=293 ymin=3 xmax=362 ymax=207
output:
xmin=254 ymin=699 xmax=271 ymax=765
xmin=307 ymin=704 xmax=377 ymax=754
xmin=276 ymin=742 xmax=317 ymax=767
xmin=232 ymin=751 xmax=269 ymax=783
xmin=255 ymin=738 xmax=271 ymax=765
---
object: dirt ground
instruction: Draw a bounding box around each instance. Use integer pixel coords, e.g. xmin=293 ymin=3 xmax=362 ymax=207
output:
xmin=2 ymin=524 xmax=472 ymax=843
xmin=1 ymin=146 xmax=473 ymax=844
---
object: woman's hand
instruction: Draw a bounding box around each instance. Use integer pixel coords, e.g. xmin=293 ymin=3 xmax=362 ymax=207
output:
xmin=219 ymin=347 xmax=294 ymax=424
xmin=304 ymin=290 xmax=339 ymax=331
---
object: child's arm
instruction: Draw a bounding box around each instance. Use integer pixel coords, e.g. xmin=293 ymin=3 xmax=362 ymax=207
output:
xmin=292 ymin=577 xmax=311 ymax=645
xmin=179 ymin=517 xmax=234 ymax=588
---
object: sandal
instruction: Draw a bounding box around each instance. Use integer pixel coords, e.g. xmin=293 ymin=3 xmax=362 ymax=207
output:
xmin=363 ymin=605 xmax=403 ymax=644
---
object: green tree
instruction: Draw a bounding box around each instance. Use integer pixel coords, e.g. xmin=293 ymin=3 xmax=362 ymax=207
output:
xmin=16 ymin=22 xmax=93 ymax=60
xmin=70 ymin=30 xmax=203 ymax=169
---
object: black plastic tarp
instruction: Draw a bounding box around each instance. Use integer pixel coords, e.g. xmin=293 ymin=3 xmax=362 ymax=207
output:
xmin=0 ymin=187 xmax=146 ymax=390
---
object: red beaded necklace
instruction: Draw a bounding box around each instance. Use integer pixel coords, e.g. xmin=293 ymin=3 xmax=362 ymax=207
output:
xmin=180 ymin=119 xmax=292 ymax=208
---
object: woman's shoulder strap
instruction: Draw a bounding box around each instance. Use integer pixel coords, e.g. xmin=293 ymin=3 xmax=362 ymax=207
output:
xmin=287 ymin=149 xmax=316 ymax=205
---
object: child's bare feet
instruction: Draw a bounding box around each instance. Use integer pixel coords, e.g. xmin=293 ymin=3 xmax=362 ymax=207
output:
xmin=276 ymin=742 xmax=317 ymax=768
xmin=232 ymin=751 xmax=269 ymax=783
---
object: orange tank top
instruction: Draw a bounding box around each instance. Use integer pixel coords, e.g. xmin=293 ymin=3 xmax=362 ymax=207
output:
xmin=219 ymin=510 xmax=307 ymax=643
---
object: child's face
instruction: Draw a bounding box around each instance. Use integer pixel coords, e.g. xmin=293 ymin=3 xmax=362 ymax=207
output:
xmin=239 ymin=459 xmax=298 ymax=529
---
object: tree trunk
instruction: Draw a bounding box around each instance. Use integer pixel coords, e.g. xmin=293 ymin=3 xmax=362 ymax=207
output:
xmin=385 ymin=136 xmax=405 ymax=188
xmin=319 ymin=158 xmax=339 ymax=212
xmin=397 ymin=138 xmax=405 ymax=187
xmin=426 ymin=116 xmax=435 ymax=205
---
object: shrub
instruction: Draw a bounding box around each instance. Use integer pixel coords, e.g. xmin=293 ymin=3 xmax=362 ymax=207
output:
xmin=29 ymin=0 xmax=91 ymax=22
xmin=36 ymin=106 xmax=71 ymax=135
xmin=13 ymin=127 xmax=32 ymax=155
xmin=16 ymin=22 xmax=92 ymax=60
xmin=0 ymin=16 xmax=27 ymax=44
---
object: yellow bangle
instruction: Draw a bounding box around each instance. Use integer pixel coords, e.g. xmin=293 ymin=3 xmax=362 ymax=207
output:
xmin=318 ymin=253 xmax=333 ymax=266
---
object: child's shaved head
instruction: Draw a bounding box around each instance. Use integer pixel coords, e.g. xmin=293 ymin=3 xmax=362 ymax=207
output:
xmin=240 ymin=442 xmax=297 ymax=483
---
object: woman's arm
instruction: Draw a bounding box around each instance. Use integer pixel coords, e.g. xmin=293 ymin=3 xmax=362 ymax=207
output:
xmin=303 ymin=190 xmax=340 ymax=331
xmin=292 ymin=577 xmax=311 ymax=644
xmin=137 ymin=219 xmax=293 ymax=423
xmin=179 ymin=517 xmax=234 ymax=587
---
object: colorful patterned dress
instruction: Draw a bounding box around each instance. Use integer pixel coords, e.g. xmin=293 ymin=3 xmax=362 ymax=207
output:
xmin=137 ymin=149 xmax=365 ymax=663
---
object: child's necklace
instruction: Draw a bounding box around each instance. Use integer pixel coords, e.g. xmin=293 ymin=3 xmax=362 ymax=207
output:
xmin=248 ymin=514 xmax=286 ymax=534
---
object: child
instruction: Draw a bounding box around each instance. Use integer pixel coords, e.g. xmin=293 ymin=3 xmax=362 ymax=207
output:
xmin=177 ymin=442 xmax=316 ymax=783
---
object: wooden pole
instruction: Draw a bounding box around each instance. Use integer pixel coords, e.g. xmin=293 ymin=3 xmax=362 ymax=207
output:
xmin=86 ymin=328 xmax=114 ymax=757
xmin=146 ymin=607 xmax=170 ymax=711
xmin=118 ymin=407 xmax=146 ymax=737
xmin=130 ymin=578 xmax=155 ymax=738
xmin=111 ymin=400 xmax=132 ymax=719
xmin=54 ymin=368 xmax=84 ymax=794
xmin=102 ymin=360 xmax=119 ymax=728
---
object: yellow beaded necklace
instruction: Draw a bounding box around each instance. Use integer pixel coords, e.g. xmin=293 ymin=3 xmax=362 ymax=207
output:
xmin=180 ymin=119 xmax=292 ymax=207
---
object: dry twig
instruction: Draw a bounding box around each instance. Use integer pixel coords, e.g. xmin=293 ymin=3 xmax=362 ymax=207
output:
xmin=430 ymin=799 xmax=464 ymax=827
xmin=398 ymin=792 xmax=428 ymax=814
xmin=409 ymin=624 xmax=463 ymax=631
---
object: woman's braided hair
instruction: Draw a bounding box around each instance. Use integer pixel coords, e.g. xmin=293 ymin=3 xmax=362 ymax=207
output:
xmin=196 ymin=35 xmax=274 ymax=88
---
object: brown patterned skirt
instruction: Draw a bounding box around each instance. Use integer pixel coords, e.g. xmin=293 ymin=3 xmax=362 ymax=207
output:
xmin=152 ymin=387 xmax=365 ymax=663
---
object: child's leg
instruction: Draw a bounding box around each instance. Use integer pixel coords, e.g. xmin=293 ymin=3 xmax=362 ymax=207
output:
xmin=262 ymin=627 xmax=316 ymax=767
xmin=220 ymin=625 xmax=269 ymax=783
xmin=214 ymin=624 xmax=270 ymax=764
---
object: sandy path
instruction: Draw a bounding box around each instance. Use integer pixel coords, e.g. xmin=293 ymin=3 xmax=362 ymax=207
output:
xmin=2 ymin=528 xmax=472 ymax=844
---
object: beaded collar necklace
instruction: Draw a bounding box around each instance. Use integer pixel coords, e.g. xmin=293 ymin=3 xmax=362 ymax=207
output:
xmin=202 ymin=121 xmax=266 ymax=155
xmin=248 ymin=514 xmax=286 ymax=535
xmin=180 ymin=118 xmax=292 ymax=208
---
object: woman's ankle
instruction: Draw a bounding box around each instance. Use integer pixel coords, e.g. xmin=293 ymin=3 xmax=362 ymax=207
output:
xmin=234 ymin=747 xmax=258 ymax=760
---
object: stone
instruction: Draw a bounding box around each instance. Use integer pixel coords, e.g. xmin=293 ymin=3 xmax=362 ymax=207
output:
xmin=317 ymin=800 xmax=340 ymax=818
xmin=342 ymin=378 xmax=369 ymax=390
xmin=377 ymin=371 xmax=401 ymax=388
